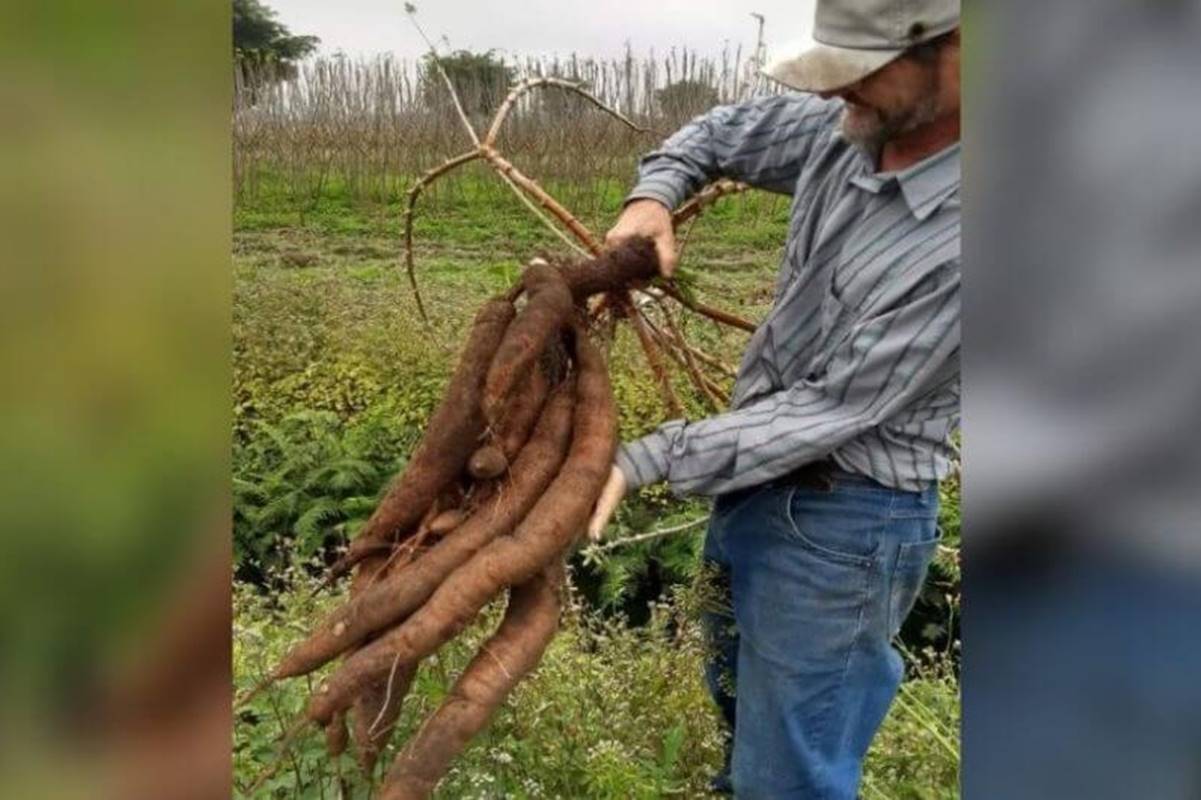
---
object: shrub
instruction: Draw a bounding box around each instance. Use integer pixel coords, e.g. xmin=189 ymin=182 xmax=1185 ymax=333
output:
xmin=234 ymin=573 xmax=958 ymax=798
xmin=233 ymin=407 xmax=418 ymax=580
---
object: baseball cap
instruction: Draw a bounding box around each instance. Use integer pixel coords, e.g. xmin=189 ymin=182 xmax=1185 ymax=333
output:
xmin=765 ymin=0 xmax=960 ymax=93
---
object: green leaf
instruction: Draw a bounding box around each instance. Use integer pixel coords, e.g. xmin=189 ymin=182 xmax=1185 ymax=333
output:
xmin=293 ymin=497 xmax=342 ymax=541
xmin=660 ymin=723 xmax=685 ymax=772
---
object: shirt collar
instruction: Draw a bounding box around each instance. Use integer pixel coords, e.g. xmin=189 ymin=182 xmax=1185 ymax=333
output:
xmin=848 ymin=142 xmax=961 ymax=221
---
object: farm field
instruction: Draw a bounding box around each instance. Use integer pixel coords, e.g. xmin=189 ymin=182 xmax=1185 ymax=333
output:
xmin=232 ymin=174 xmax=960 ymax=798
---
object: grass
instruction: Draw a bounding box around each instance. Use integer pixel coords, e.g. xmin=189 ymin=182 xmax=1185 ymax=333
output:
xmin=233 ymin=176 xmax=791 ymax=444
xmin=232 ymin=183 xmax=959 ymax=798
xmin=234 ymin=569 xmax=959 ymax=800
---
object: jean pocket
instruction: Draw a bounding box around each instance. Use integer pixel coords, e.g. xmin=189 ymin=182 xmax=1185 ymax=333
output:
xmin=888 ymin=531 xmax=941 ymax=636
xmin=782 ymin=485 xmax=882 ymax=568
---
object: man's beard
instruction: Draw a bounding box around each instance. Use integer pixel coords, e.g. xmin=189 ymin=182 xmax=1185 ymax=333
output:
xmin=840 ymin=90 xmax=941 ymax=155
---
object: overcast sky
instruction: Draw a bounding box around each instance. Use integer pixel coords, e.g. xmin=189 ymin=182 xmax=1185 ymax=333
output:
xmin=268 ymin=0 xmax=816 ymax=62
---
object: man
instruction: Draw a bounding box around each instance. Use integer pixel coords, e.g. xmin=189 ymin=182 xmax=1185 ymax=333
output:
xmin=587 ymin=1 xmax=961 ymax=797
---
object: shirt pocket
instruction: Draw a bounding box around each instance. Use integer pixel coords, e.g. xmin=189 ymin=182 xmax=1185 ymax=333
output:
xmin=819 ymin=281 xmax=857 ymax=347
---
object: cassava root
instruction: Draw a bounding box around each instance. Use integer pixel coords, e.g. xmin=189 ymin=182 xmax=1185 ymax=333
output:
xmin=252 ymin=239 xmax=657 ymax=799
xmin=332 ymin=297 xmax=515 ymax=577
xmin=379 ymin=562 xmax=564 ymax=800
xmin=307 ymin=326 xmax=615 ymax=725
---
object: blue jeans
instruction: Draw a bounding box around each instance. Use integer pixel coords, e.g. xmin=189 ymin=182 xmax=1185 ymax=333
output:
xmin=965 ymin=549 xmax=1201 ymax=800
xmin=702 ymin=471 xmax=940 ymax=799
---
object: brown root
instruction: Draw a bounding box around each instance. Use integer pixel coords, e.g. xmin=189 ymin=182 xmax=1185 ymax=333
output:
xmin=466 ymin=445 xmax=507 ymax=480
xmin=333 ymin=297 xmax=516 ymax=577
xmin=559 ymin=237 xmax=660 ymax=299
xmin=349 ymin=661 xmax=417 ymax=775
xmin=495 ymin=363 xmax=550 ymax=460
xmin=269 ymin=381 xmax=576 ymax=685
xmin=482 ymin=263 xmax=573 ymax=426
xmin=345 ymin=554 xmax=400 ymax=770
xmin=378 ymin=562 xmax=564 ymax=800
xmin=324 ymin=712 xmax=348 ymax=757
xmin=427 ymin=508 xmax=467 ymax=537
xmin=308 ymin=326 xmax=615 ymax=724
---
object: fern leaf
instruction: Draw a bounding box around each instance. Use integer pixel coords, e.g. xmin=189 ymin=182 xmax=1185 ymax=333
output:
xmin=232 ymin=477 xmax=268 ymax=502
xmin=294 ymin=497 xmax=343 ymax=540
xmin=339 ymin=494 xmax=379 ymax=518
xmin=257 ymin=489 xmax=302 ymax=528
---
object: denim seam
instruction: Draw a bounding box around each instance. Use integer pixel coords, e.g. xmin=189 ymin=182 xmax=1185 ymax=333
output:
xmin=886 ymin=543 xmax=905 ymax=637
xmin=830 ymin=553 xmax=875 ymax=793
xmin=779 ymin=487 xmax=876 ymax=796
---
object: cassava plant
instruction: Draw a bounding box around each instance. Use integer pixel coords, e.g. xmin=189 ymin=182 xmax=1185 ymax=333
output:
xmin=243 ymin=239 xmax=665 ymax=796
xmin=239 ymin=9 xmax=765 ymax=796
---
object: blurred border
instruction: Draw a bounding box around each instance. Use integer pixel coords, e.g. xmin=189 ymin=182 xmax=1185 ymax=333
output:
xmin=5 ymin=0 xmax=1201 ymax=797
xmin=963 ymin=1 xmax=1201 ymax=797
xmin=0 ymin=1 xmax=231 ymax=798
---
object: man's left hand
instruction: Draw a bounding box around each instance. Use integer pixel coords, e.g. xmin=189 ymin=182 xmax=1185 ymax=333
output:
xmin=587 ymin=466 xmax=628 ymax=542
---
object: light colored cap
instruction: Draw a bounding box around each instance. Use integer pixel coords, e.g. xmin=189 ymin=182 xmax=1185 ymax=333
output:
xmin=765 ymin=0 xmax=960 ymax=93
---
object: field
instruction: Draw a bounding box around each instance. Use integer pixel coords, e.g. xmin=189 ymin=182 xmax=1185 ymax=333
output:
xmin=233 ymin=56 xmax=960 ymax=798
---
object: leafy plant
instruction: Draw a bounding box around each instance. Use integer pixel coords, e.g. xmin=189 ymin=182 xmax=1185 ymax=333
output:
xmin=233 ymin=0 xmax=319 ymax=78
xmin=231 ymin=181 xmax=960 ymax=799
xmin=234 ymin=408 xmax=418 ymax=580
xmin=235 ymin=569 xmax=959 ymax=799
xmin=421 ymin=49 xmax=516 ymax=117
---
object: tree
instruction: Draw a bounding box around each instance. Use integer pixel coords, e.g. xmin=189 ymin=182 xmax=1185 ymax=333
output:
xmin=233 ymin=0 xmax=319 ymax=72
xmin=532 ymin=56 xmax=597 ymax=120
xmin=655 ymin=79 xmax=721 ymax=120
xmin=422 ymin=50 xmax=515 ymax=118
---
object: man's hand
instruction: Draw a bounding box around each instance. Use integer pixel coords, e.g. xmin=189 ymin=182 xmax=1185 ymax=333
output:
xmin=605 ymin=199 xmax=678 ymax=278
xmin=586 ymin=465 xmax=628 ymax=543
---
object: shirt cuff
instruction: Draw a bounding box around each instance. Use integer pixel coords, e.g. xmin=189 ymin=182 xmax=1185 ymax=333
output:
xmin=624 ymin=173 xmax=692 ymax=212
xmin=613 ymin=423 xmax=681 ymax=490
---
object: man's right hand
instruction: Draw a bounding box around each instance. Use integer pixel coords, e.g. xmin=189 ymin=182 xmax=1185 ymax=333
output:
xmin=604 ymin=198 xmax=678 ymax=278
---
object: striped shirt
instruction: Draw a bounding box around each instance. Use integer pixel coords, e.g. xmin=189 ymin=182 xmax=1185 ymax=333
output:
xmin=615 ymin=92 xmax=960 ymax=495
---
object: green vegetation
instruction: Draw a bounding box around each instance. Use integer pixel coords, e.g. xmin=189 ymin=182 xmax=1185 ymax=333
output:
xmin=233 ymin=181 xmax=960 ymax=797
xmin=233 ymin=47 xmax=774 ymax=211
xmin=422 ymin=50 xmax=516 ymax=116
xmin=233 ymin=0 xmax=319 ymax=72
xmin=233 ymin=180 xmax=788 ymax=578
xmin=235 ymin=570 xmax=958 ymax=799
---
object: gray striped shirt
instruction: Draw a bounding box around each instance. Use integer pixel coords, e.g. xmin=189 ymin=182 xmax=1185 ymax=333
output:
xmin=615 ymin=93 xmax=960 ymax=495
